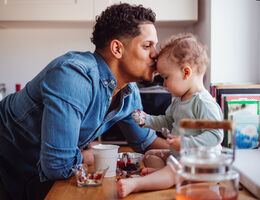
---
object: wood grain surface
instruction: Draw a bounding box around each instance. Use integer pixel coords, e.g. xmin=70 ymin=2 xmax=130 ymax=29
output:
xmin=45 ymin=147 xmax=257 ymax=200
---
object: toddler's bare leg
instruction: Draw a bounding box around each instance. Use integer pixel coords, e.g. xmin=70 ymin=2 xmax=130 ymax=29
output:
xmin=143 ymin=149 xmax=171 ymax=169
xmin=140 ymin=167 xmax=158 ymax=176
xmin=117 ymin=165 xmax=175 ymax=198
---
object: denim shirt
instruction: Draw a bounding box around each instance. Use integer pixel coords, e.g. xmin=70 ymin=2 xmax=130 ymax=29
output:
xmin=0 ymin=51 xmax=156 ymax=198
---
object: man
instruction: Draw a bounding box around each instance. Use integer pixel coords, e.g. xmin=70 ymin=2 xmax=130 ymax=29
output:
xmin=0 ymin=3 xmax=168 ymax=200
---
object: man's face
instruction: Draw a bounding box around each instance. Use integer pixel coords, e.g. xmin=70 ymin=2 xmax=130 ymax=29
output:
xmin=119 ymin=24 xmax=158 ymax=82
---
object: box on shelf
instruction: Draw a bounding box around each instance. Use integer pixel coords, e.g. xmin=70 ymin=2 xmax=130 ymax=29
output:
xmin=210 ymin=83 xmax=260 ymax=148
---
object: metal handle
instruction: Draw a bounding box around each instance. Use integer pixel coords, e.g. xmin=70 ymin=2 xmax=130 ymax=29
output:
xmin=179 ymin=119 xmax=234 ymax=130
xmin=167 ymin=155 xmax=182 ymax=172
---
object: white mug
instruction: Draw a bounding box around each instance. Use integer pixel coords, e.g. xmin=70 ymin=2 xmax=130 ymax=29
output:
xmin=92 ymin=144 xmax=119 ymax=177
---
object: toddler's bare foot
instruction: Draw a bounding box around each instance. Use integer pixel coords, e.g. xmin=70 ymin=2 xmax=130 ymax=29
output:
xmin=141 ymin=167 xmax=157 ymax=176
xmin=117 ymin=178 xmax=138 ymax=198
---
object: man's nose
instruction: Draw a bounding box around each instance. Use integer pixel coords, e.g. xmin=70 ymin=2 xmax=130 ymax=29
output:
xmin=150 ymin=46 xmax=158 ymax=59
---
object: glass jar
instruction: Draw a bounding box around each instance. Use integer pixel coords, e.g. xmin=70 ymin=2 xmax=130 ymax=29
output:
xmin=167 ymin=119 xmax=239 ymax=200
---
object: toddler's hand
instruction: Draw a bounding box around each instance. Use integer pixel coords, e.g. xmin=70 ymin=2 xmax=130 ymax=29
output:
xmin=132 ymin=109 xmax=146 ymax=126
xmin=161 ymin=128 xmax=171 ymax=138
xmin=167 ymin=135 xmax=181 ymax=151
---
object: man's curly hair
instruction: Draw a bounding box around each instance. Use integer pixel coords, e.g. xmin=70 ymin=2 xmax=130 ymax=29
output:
xmin=91 ymin=3 xmax=156 ymax=50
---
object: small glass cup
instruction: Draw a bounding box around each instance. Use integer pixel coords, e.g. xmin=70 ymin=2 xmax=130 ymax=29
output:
xmin=72 ymin=163 xmax=108 ymax=187
xmin=117 ymin=152 xmax=144 ymax=173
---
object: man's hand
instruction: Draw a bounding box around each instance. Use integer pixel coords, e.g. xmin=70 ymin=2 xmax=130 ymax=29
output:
xmin=132 ymin=109 xmax=146 ymax=126
xmin=81 ymin=149 xmax=94 ymax=165
xmin=166 ymin=135 xmax=181 ymax=151
xmin=81 ymin=141 xmax=101 ymax=165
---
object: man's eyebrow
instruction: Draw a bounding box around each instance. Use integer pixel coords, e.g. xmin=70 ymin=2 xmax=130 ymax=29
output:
xmin=144 ymin=40 xmax=156 ymax=44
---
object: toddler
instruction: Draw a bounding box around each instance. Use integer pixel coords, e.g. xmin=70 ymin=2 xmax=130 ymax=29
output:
xmin=117 ymin=33 xmax=223 ymax=198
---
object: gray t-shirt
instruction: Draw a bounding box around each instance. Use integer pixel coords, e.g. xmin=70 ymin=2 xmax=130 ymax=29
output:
xmin=144 ymin=90 xmax=223 ymax=150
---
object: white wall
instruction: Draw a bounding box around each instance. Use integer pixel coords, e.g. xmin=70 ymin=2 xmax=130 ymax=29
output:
xmin=210 ymin=0 xmax=260 ymax=84
xmin=0 ymin=22 xmax=194 ymax=95
xmin=194 ymin=0 xmax=211 ymax=90
xmin=259 ymin=2 xmax=260 ymax=81
xmin=0 ymin=22 xmax=96 ymax=94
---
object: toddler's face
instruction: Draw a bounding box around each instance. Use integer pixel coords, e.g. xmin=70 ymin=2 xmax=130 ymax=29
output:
xmin=157 ymin=54 xmax=185 ymax=97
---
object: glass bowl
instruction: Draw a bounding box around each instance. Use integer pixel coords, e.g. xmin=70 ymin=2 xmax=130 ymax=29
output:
xmin=117 ymin=152 xmax=144 ymax=173
xmin=72 ymin=164 xmax=108 ymax=187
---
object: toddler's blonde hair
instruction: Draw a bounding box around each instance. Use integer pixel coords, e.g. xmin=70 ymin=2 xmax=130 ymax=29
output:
xmin=159 ymin=33 xmax=209 ymax=75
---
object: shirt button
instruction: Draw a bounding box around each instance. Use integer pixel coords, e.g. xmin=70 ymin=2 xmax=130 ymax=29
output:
xmin=104 ymin=81 xmax=108 ymax=85
xmin=111 ymin=80 xmax=115 ymax=85
xmin=109 ymin=97 xmax=112 ymax=101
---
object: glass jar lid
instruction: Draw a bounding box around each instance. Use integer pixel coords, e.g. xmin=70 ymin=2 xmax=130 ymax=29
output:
xmin=180 ymin=146 xmax=233 ymax=174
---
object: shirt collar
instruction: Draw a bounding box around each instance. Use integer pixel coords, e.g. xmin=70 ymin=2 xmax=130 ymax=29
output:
xmin=93 ymin=51 xmax=117 ymax=89
xmin=121 ymin=84 xmax=133 ymax=97
xmin=93 ymin=51 xmax=134 ymax=96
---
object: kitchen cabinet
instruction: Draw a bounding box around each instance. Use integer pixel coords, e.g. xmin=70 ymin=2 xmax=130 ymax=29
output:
xmin=0 ymin=0 xmax=94 ymax=21
xmin=0 ymin=0 xmax=198 ymax=22
xmin=96 ymin=0 xmax=198 ymax=22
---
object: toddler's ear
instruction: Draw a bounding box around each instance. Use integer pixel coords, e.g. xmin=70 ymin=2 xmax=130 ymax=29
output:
xmin=183 ymin=65 xmax=192 ymax=80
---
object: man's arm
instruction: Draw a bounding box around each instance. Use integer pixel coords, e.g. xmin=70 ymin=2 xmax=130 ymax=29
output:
xmin=117 ymin=108 xmax=169 ymax=153
xmin=146 ymin=136 xmax=169 ymax=150
xmin=39 ymin=62 xmax=93 ymax=181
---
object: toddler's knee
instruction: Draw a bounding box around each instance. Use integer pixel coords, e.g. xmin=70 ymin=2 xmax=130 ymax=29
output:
xmin=143 ymin=154 xmax=165 ymax=169
xmin=145 ymin=149 xmax=155 ymax=156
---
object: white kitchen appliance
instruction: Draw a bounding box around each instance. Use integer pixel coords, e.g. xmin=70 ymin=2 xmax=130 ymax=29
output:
xmin=233 ymin=148 xmax=260 ymax=198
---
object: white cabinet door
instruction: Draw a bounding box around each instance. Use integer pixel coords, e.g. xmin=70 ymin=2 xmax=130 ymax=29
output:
xmin=0 ymin=0 xmax=197 ymax=22
xmin=0 ymin=0 xmax=94 ymax=21
xmin=107 ymin=0 xmax=198 ymax=22
xmin=94 ymin=0 xmax=112 ymax=18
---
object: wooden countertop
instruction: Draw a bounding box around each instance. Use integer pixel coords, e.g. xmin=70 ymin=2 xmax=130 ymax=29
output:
xmin=45 ymin=147 xmax=257 ymax=200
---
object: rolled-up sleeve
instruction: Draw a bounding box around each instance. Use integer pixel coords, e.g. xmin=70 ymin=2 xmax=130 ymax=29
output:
xmin=39 ymin=99 xmax=83 ymax=181
xmin=39 ymin=63 xmax=91 ymax=181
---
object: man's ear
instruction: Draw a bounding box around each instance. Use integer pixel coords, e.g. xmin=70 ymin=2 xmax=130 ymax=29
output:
xmin=110 ymin=39 xmax=124 ymax=59
xmin=183 ymin=65 xmax=192 ymax=80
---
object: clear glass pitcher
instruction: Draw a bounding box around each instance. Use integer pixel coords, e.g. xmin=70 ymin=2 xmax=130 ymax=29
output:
xmin=167 ymin=119 xmax=239 ymax=200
